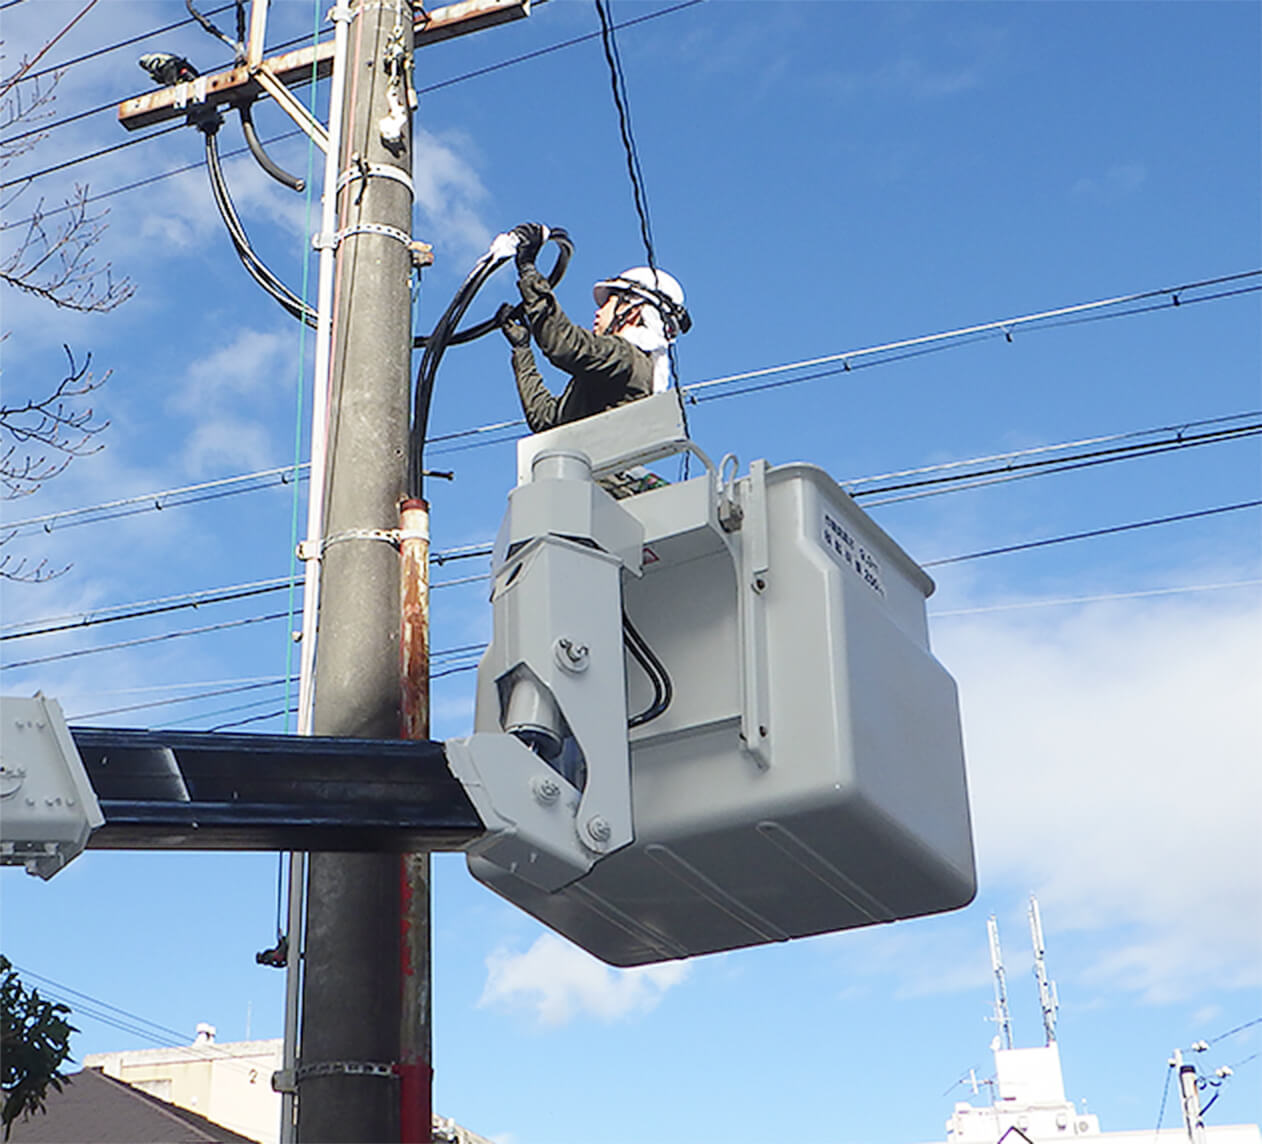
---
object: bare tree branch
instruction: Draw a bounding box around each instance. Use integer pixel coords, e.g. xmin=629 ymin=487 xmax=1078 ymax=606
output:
xmin=1 ymin=43 xmax=132 ymax=581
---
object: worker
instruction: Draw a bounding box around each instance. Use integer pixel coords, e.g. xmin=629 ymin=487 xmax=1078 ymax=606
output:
xmin=495 ymin=222 xmax=690 ymax=432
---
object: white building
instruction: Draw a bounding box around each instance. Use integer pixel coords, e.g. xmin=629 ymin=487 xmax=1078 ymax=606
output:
xmin=85 ymin=1024 xmax=493 ymax=1144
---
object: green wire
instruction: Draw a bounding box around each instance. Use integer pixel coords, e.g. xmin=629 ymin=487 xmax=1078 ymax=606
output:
xmin=282 ymin=0 xmax=326 ymax=734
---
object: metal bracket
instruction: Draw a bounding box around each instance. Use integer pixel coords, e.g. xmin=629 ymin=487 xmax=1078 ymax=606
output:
xmin=298 ymin=527 xmax=427 ymax=562
xmin=336 ymin=158 xmax=416 ymax=197
xmin=292 ymin=1060 xmax=398 ymax=1084
xmin=252 ymin=61 xmax=329 ymax=152
xmin=735 ymin=460 xmax=772 ymax=769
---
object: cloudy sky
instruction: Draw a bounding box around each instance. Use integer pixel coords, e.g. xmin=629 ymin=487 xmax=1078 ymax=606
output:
xmin=2 ymin=2 xmax=1259 ymax=1142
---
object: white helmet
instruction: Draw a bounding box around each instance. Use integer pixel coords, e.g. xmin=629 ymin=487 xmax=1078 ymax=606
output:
xmin=593 ymin=266 xmax=692 ymax=339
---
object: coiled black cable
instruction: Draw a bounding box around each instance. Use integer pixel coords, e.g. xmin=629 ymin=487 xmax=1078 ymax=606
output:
xmin=409 ymin=228 xmax=572 ymax=496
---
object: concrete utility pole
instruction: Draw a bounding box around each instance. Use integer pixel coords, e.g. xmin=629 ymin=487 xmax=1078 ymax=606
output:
xmin=299 ymin=3 xmax=421 ymax=1140
xmin=1173 ymin=1049 xmax=1208 ymax=1144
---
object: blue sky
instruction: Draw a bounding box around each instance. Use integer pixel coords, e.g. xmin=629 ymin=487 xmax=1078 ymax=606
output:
xmin=2 ymin=2 xmax=1259 ymax=1142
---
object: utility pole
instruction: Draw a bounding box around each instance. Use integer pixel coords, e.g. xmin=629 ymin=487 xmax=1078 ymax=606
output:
xmin=300 ymin=2 xmax=420 ymax=1140
xmin=116 ymin=5 xmax=543 ymax=1141
xmin=1173 ymin=1049 xmax=1208 ymax=1144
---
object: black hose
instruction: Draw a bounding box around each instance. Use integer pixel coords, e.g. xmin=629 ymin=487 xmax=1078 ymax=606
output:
xmin=239 ymin=101 xmax=305 ymax=192
xmin=624 ymin=613 xmax=673 ymax=728
xmin=408 ymin=227 xmax=572 ymax=496
xmin=202 ymin=121 xmax=317 ymax=327
xmin=411 ymin=230 xmax=572 ymax=349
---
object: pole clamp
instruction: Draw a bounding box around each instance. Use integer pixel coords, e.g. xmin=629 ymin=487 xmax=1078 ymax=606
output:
xmin=291 ymin=1060 xmax=399 ymax=1084
xmin=337 ymin=158 xmax=415 ymax=197
xmin=298 ymin=528 xmax=428 ymax=561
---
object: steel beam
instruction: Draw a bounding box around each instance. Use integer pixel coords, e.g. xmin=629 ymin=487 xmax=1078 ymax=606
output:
xmin=70 ymin=727 xmax=483 ymax=853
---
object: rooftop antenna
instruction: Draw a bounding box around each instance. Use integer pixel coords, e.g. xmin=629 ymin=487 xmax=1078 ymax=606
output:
xmin=1028 ymin=894 xmax=1059 ymax=1044
xmin=987 ymin=914 xmax=1014 ymax=1050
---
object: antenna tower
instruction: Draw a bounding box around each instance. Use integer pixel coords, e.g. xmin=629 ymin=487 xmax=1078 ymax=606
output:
xmin=1028 ymin=894 xmax=1059 ymax=1044
xmin=987 ymin=914 xmax=1014 ymax=1050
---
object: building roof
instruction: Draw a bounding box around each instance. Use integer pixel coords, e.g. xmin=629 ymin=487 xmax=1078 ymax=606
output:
xmin=6 ymin=1068 xmax=261 ymax=1144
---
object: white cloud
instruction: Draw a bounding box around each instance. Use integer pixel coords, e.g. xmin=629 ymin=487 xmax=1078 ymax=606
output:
xmin=478 ymin=932 xmax=689 ymax=1026
xmin=1071 ymin=162 xmax=1147 ymax=202
xmin=412 ymin=126 xmax=492 ymax=263
xmin=933 ymin=587 xmax=1262 ymax=1002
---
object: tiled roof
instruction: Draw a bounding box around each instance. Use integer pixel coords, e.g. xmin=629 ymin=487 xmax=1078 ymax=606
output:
xmin=6 ymin=1068 xmax=261 ymax=1143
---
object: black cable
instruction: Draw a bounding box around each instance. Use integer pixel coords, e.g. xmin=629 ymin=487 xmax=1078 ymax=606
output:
xmin=624 ymin=613 xmax=673 ymax=727
xmin=239 ymin=100 xmax=304 ymax=191
xmin=923 ymin=500 xmax=1262 ymax=568
xmin=202 ymin=118 xmax=317 ymax=326
xmin=594 ymin=0 xmax=657 ymax=270
xmin=409 ymin=228 xmax=572 ymax=497
xmin=186 ymin=0 xmax=245 ymax=61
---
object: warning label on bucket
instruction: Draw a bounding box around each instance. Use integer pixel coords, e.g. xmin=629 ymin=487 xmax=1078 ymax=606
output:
xmin=821 ymin=511 xmax=885 ymax=597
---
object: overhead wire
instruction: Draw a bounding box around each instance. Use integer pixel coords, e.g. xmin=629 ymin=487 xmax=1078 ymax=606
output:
xmin=0 ymin=1 xmax=702 ymax=193
xmin=7 ymin=2 xmax=238 ymax=88
xmin=13 ymin=495 xmax=1258 ymax=672
xmin=0 ymin=121 xmax=184 ymax=191
xmin=930 ymin=579 xmax=1262 ymax=619
xmin=922 ymin=500 xmax=1261 ymax=568
xmin=2 ymin=566 xmax=490 ymax=643
xmin=8 ymin=405 xmax=1255 ymax=545
xmin=0 ymin=0 xmax=102 ymax=99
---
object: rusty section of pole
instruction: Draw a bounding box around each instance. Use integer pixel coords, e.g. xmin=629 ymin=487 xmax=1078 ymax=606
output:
xmin=398 ymin=496 xmax=432 ymax=1143
xmin=399 ymin=498 xmax=431 ymax=741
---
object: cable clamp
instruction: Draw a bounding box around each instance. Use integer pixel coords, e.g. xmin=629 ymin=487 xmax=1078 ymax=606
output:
xmin=312 ymin=233 xmax=338 ymax=251
xmin=336 ymin=160 xmax=415 ymax=197
xmin=299 ymin=528 xmax=428 ymax=561
xmin=172 ymin=76 xmax=209 ymax=109
xmin=328 ymin=3 xmax=354 ymax=22
xmin=292 ymin=1060 xmax=398 ymax=1084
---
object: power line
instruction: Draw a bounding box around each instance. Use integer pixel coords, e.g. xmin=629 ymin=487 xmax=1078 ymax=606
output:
xmin=69 ymin=677 xmax=285 ymax=721
xmin=0 ymin=1 xmax=702 ymax=192
xmin=0 ymin=121 xmax=184 ymax=190
xmin=0 ymin=0 xmax=102 ymax=100
xmin=0 ymin=610 xmax=291 ymax=672
xmin=10 ymin=3 xmax=238 ymax=88
xmin=930 ymin=579 xmax=1262 ymax=619
xmin=1210 ymin=1017 xmax=1262 ymax=1045
xmin=17 ymin=495 xmax=1258 ymax=672
xmin=860 ymin=421 xmax=1261 ymax=507
xmin=923 ymin=500 xmax=1262 ymax=568
xmin=682 ymin=271 xmax=1262 ymax=400
xmin=8 ymin=402 xmax=1255 ymax=551
xmin=0 ymin=580 xmax=292 ymax=641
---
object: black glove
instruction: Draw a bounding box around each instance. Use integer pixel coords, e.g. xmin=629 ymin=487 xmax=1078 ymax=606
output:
xmin=496 ymin=302 xmax=531 ymax=348
xmin=512 ymin=222 xmax=547 ymax=272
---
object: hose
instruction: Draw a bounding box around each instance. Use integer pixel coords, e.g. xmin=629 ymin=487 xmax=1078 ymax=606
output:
xmin=239 ymin=101 xmax=305 ymax=192
xmin=201 ymin=118 xmax=317 ymax=327
xmin=408 ymin=227 xmax=572 ymax=496
xmin=624 ymin=613 xmax=673 ymax=728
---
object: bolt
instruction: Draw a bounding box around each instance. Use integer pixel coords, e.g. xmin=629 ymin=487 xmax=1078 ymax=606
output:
xmin=531 ymin=776 xmax=561 ymax=805
xmin=555 ymin=637 xmax=590 ymax=672
xmin=585 ymin=815 xmax=612 ymax=843
xmin=754 ymin=577 xmax=767 ymax=592
xmin=759 ymin=725 xmax=768 ymax=738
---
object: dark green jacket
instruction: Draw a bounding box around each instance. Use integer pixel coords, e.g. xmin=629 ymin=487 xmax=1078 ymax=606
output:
xmin=511 ymin=266 xmax=654 ymax=432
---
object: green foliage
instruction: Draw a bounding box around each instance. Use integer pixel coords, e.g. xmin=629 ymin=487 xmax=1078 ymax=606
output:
xmin=0 ymin=956 xmax=76 ymax=1140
